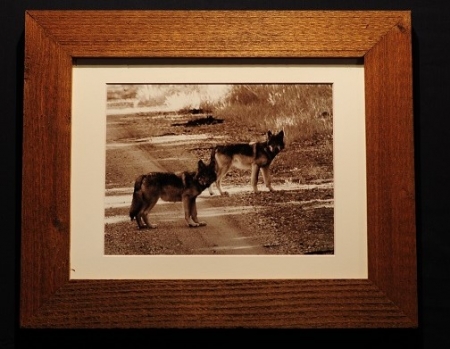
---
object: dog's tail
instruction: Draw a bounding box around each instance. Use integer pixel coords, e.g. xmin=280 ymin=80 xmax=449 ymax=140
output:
xmin=129 ymin=175 xmax=144 ymax=221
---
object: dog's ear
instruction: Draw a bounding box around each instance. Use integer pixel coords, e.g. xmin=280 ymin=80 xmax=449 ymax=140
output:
xmin=209 ymin=156 xmax=216 ymax=167
xmin=266 ymin=130 xmax=273 ymax=139
xmin=198 ymin=159 xmax=206 ymax=170
xmin=278 ymin=130 xmax=284 ymax=138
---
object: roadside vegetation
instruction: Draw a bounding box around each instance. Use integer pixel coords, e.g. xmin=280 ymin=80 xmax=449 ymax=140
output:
xmin=108 ymin=83 xmax=333 ymax=144
xmin=213 ymin=84 xmax=332 ymax=144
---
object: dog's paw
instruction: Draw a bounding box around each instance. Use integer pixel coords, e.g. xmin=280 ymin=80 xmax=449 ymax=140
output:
xmin=188 ymin=221 xmax=207 ymax=228
xmin=139 ymin=224 xmax=157 ymax=229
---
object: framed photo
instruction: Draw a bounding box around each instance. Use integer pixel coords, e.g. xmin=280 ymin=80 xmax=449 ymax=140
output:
xmin=21 ymin=10 xmax=417 ymax=328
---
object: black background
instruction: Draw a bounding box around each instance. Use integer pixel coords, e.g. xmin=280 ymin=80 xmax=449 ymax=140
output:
xmin=2 ymin=1 xmax=449 ymax=348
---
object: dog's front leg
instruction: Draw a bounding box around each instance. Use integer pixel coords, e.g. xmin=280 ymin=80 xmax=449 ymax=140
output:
xmin=183 ymin=196 xmax=204 ymax=227
xmin=251 ymin=164 xmax=260 ymax=193
xmin=182 ymin=196 xmax=197 ymax=227
xmin=189 ymin=198 xmax=206 ymax=227
xmin=261 ymin=166 xmax=274 ymax=191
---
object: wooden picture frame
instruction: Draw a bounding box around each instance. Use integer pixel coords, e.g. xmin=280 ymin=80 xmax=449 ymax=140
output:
xmin=21 ymin=10 xmax=417 ymax=328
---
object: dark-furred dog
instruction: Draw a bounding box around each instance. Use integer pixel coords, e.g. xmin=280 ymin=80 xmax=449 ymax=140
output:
xmin=208 ymin=130 xmax=285 ymax=195
xmin=130 ymin=154 xmax=216 ymax=229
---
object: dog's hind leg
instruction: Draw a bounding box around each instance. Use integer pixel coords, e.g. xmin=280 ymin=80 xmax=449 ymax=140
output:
xmin=215 ymin=163 xmax=232 ymax=196
xmin=138 ymin=195 xmax=159 ymax=229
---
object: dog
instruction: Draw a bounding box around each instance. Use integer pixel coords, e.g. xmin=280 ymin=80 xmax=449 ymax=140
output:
xmin=208 ymin=130 xmax=285 ymax=196
xmin=129 ymin=153 xmax=216 ymax=229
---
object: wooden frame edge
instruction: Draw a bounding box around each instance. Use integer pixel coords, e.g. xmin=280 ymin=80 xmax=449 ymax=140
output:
xmin=20 ymin=10 xmax=417 ymax=329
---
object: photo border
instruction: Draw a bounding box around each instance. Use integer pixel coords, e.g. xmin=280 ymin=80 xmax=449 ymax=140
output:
xmin=21 ymin=10 xmax=417 ymax=328
xmin=71 ymin=63 xmax=366 ymax=280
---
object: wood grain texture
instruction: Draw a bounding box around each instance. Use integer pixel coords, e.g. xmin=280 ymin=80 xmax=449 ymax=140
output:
xmin=20 ymin=10 xmax=417 ymax=329
xmin=27 ymin=10 xmax=404 ymax=57
xmin=364 ymin=18 xmax=417 ymax=322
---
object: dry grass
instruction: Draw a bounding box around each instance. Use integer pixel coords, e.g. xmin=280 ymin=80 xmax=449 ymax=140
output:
xmin=108 ymin=83 xmax=333 ymax=144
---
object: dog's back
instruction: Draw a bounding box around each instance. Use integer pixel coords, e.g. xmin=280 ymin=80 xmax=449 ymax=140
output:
xmin=209 ymin=130 xmax=285 ymax=195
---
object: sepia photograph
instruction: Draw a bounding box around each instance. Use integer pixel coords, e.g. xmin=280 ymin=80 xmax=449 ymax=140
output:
xmin=103 ymin=83 xmax=334 ymax=255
